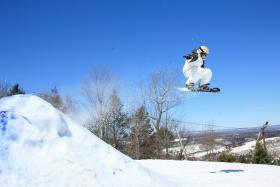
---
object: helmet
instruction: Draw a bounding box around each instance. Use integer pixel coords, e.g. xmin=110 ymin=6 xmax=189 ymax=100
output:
xmin=199 ymin=45 xmax=209 ymax=55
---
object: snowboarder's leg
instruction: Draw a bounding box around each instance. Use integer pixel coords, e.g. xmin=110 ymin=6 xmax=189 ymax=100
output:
xmin=200 ymin=68 xmax=212 ymax=86
xmin=186 ymin=82 xmax=195 ymax=90
xmin=198 ymin=68 xmax=212 ymax=91
xmin=185 ymin=71 xmax=200 ymax=90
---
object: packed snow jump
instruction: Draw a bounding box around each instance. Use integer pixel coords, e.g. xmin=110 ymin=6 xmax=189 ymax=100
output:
xmin=180 ymin=45 xmax=220 ymax=93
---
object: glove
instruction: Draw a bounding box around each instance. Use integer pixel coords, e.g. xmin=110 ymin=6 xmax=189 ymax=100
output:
xmin=183 ymin=54 xmax=192 ymax=60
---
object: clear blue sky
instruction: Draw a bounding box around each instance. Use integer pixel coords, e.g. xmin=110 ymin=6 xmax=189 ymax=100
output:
xmin=0 ymin=0 xmax=279 ymax=127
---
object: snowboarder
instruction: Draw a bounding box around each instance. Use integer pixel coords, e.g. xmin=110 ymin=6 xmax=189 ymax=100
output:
xmin=182 ymin=45 xmax=220 ymax=92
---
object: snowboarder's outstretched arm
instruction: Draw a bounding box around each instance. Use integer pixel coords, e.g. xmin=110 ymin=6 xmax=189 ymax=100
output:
xmin=183 ymin=53 xmax=199 ymax=63
xmin=183 ymin=52 xmax=203 ymax=71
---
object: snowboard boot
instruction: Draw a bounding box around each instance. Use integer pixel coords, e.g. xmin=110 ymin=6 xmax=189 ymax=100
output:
xmin=186 ymin=83 xmax=195 ymax=91
xmin=199 ymin=83 xmax=211 ymax=91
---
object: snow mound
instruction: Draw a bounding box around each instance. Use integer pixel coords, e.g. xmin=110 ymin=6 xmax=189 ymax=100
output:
xmin=0 ymin=95 xmax=174 ymax=187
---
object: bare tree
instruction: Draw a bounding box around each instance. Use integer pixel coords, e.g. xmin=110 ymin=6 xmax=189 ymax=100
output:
xmin=257 ymin=121 xmax=269 ymax=150
xmin=253 ymin=122 xmax=271 ymax=164
xmin=82 ymin=65 xmax=115 ymax=139
xmin=0 ymin=81 xmax=9 ymax=99
xmin=173 ymin=122 xmax=193 ymax=160
xmin=145 ymin=69 xmax=184 ymax=158
xmin=160 ymin=114 xmax=175 ymax=158
xmin=63 ymin=95 xmax=77 ymax=114
xmin=38 ymin=87 xmax=76 ymax=114
xmin=39 ymin=87 xmax=64 ymax=110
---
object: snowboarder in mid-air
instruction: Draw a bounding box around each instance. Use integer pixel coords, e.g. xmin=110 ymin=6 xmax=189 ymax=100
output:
xmin=182 ymin=45 xmax=220 ymax=92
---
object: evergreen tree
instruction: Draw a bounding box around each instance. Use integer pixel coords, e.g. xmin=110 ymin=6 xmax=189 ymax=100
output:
xmin=252 ymin=142 xmax=272 ymax=164
xmin=106 ymin=90 xmax=128 ymax=151
xmin=218 ymin=152 xmax=236 ymax=162
xmin=128 ymin=105 xmax=153 ymax=159
xmin=7 ymin=84 xmax=25 ymax=96
xmin=156 ymin=124 xmax=174 ymax=158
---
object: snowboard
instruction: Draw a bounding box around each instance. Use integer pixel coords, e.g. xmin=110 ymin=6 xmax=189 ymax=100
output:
xmin=177 ymin=87 xmax=220 ymax=93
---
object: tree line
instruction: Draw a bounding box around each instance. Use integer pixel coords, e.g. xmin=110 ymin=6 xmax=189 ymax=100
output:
xmin=81 ymin=65 xmax=184 ymax=159
xmin=2 ymin=66 xmax=278 ymax=164
xmin=0 ymin=65 xmax=185 ymax=159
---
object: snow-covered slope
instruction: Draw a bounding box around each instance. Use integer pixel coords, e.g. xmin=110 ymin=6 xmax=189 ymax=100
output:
xmin=0 ymin=95 xmax=174 ymax=187
xmin=139 ymin=160 xmax=280 ymax=187
xmin=231 ymin=137 xmax=280 ymax=155
xmin=169 ymin=136 xmax=280 ymax=159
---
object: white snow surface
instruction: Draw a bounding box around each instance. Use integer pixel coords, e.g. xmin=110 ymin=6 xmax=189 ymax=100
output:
xmin=0 ymin=95 xmax=174 ymax=187
xmin=138 ymin=160 xmax=280 ymax=187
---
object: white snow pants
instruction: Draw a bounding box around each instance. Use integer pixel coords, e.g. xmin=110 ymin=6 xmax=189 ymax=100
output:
xmin=183 ymin=67 xmax=212 ymax=86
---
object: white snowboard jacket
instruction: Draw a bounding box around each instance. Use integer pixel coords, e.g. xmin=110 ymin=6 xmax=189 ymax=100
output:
xmin=183 ymin=53 xmax=205 ymax=73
